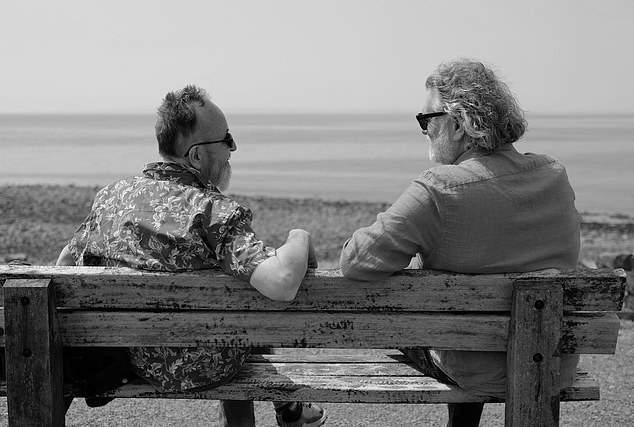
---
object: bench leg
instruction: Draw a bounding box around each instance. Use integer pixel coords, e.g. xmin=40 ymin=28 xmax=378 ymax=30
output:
xmin=506 ymin=279 xmax=562 ymax=427
xmin=4 ymin=279 xmax=65 ymax=426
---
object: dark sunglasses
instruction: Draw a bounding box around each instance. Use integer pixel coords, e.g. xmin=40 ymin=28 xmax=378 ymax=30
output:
xmin=415 ymin=112 xmax=447 ymax=132
xmin=184 ymin=132 xmax=236 ymax=157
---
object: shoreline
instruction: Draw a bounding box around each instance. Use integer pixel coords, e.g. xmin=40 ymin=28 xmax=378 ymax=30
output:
xmin=1 ymin=184 xmax=633 ymax=267
xmin=2 ymin=183 xmax=634 ymax=220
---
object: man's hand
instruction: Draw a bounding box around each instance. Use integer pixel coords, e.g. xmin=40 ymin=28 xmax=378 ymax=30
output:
xmin=288 ymin=229 xmax=318 ymax=268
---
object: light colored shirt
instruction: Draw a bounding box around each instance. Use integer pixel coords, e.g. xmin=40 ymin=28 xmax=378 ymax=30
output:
xmin=340 ymin=144 xmax=581 ymax=398
xmin=69 ymin=161 xmax=275 ymax=392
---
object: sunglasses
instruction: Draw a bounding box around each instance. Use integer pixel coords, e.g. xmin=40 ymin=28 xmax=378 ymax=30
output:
xmin=415 ymin=112 xmax=447 ymax=133
xmin=184 ymin=132 xmax=236 ymax=157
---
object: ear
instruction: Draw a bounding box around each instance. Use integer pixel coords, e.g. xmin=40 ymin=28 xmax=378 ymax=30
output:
xmin=450 ymin=117 xmax=465 ymax=142
xmin=188 ymin=146 xmax=203 ymax=169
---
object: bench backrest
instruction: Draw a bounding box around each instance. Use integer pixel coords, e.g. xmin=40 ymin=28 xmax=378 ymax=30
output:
xmin=0 ymin=265 xmax=626 ymax=353
xmin=0 ymin=265 xmax=627 ymax=427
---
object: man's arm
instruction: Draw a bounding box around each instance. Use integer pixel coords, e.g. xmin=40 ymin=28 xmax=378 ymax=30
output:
xmin=56 ymin=245 xmax=76 ymax=266
xmin=340 ymin=180 xmax=442 ymax=281
xmin=250 ymin=229 xmax=317 ymax=302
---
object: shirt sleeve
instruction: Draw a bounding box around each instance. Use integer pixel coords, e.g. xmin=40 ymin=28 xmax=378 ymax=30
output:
xmin=216 ymin=206 xmax=276 ymax=282
xmin=67 ymin=203 xmax=105 ymax=266
xmin=340 ymin=175 xmax=444 ymax=281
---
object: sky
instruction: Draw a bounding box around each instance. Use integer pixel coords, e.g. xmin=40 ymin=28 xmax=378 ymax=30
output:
xmin=1 ymin=0 xmax=633 ymax=114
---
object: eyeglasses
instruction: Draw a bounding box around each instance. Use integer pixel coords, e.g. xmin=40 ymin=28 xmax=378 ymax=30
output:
xmin=184 ymin=132 xmax=236 ymax=157
xmin=416 ymin=112 xmax=447 ymax=133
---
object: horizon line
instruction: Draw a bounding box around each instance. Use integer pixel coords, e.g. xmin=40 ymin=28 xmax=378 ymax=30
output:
xmin=1 ymin=110 xmax=633 ymax=117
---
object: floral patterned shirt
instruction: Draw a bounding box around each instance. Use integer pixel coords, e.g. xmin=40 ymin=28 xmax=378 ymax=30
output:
xmin=68 ymin=161 xmax=275 ymax=392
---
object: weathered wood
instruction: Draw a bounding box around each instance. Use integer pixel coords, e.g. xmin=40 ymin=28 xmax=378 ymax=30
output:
xmin=506 ymin=280 xmax=563 ymax=427
xmin=557 ymin=371 xmax=600 ymax=401
xmin=0 ymin=266 xmax=624 ymax=426
xmin=3 ymin=279 xmax=64 ymax=427
xmin=0 ymin=310 xmax=617 ymax=353
xmin=0 ymin=265 xmax=626 ymax=312
xmin=68 ymin=358 xmax=599 ymax=404
xmin=0 ymin=310 xmax=620 ymax=353
xmin=0 ymin=363 xmax=602 ymax=404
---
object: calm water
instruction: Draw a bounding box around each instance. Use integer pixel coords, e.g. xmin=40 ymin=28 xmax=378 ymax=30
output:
xmin=0 ymin=113 xmax=632 ymax=215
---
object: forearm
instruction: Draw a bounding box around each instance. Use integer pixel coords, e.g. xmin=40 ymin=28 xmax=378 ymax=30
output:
xmin=341 ymin=181 xmax=441 ymax=281
xmin=340 ymin=218 xmax=413 ymax=281
xmin=250 ymin=229 xmax=313 ymax=301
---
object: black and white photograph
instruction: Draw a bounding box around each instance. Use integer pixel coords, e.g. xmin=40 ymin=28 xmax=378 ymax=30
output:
xmin=1 ymin=1 xmax=632 ymax=425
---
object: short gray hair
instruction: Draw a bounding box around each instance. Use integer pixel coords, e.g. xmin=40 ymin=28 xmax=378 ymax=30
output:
xmin=426 ymin=59 xmax=527 ymax=150
xmin=155 ymin=85 xmax=209 ymax=157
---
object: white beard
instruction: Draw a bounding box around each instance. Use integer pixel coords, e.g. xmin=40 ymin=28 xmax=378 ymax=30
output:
xmin=203 ymin=157 xmax=232 ymax=192
xmin=428 ymin=126 xmax=461 ymax=165
xmin=213 ymin=161 xmax=232 ymax=192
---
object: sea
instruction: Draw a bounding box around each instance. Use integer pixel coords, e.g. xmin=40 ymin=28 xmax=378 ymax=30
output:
xmin=0 ymin=113 xmax=633 ymax=215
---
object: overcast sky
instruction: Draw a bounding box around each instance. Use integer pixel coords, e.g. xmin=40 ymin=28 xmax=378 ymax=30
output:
xmin=2 ymin=0 xmax=633 ymax=114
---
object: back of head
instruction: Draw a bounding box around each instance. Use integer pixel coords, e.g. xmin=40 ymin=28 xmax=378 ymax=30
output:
xmin=155 ymin=85 xmax=209 ymax=157
xmin=426 ymin=58 xmax=527 ymax=150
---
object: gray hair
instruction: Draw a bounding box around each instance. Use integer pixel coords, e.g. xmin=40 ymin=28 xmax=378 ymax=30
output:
xmin=155 ymin=85 xmax=209 ymax=157
xmin=426 ymin=59 xmax=527 ymax=150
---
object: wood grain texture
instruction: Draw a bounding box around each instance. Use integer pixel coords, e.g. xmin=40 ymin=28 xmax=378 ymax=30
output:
xmin=505 ymin=280 xmax=562 ymax=427
xmin=29 ymin=356 xmax=600 ymax=404
xmin=0 ymin=266 xmax=623 ymax=426
xmin=0 ymin=310 xmax=620 ymax=354
xmin=3 ymin=279 xmax=64 ymax=427
xmin=0 ymin=310 xmax=618 ymax=353
xmin=0 ymin=350 xmax=597 ymax=404
xmin=0 ymin=266 xmax=627 ymax=312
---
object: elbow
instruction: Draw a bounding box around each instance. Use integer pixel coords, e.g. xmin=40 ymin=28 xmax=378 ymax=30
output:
xmin=340 ymin=253 xmax=388 ymax=282
xmin=339 ymin=250 xmax=361 ymax=280
xmin=340 ymin=262 xmax=366 ymax=281
xmin=339 ymin=258 xmax=354 ymax=278
xmin=268 ymin=269 xmax=304 ymax=302
xmin=250 ymin=257 xmax=307 ymax=302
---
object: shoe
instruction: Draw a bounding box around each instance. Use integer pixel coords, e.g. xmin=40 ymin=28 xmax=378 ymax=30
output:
xmin=276 ymin=402 xmax=327 ymax=427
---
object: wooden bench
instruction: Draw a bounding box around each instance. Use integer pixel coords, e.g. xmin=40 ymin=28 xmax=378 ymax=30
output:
xmin=0 ymin=265 xmax=627 ymax=426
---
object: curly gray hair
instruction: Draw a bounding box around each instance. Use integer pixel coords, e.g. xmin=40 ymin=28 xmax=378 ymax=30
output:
xmin=426 ymin=59 xmax=527 ymax=150
xmin=155 ymin=85 xmax=209 ymax=157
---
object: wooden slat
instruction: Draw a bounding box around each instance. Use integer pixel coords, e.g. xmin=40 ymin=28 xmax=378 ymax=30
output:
xmin=3 ymin=279 xmax=65 ymax=427
xmin=0 ymin=266 xmax=626 ymax=312
xmin=85 ymin=364 xmax=599 ymax=404
xmin=0 ymin=374 xmax=600 ymax=404
xmin=0 ymin=368 xmax=602 ymax=404
xmin=506 ymin=280 xmax=562 ymax=427
xmin=248 ymin=348 xmax=410 ymax=363
xmin=562 ymin=312 xmax=621 ymax=353
xmin=57 ymin=311 xmax=511 ymax=350
xmin=0 ymin=310 xmax=618 ymax=354
xmin=558 ymin=371 xmax=600 ymax=401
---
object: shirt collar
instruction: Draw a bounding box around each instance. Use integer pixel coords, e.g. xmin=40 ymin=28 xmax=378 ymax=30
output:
xmin=453 ymin=143 xmax=515 ymax=165
xmin=142 ymin=161 xmax=220 ymax=191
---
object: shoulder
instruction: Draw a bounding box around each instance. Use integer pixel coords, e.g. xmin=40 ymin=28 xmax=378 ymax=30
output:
xmin=417 ymin=163 xmax=481 ymax=191
xmin=521 ymin=152 xmax=565 ymax=170
xmin=195 ymin=191 xmax=254 ymax=226
xmin=92 ymin=177 xmax=137 ymax=204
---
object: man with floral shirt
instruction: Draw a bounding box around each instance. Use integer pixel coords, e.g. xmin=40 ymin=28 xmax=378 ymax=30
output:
xmin=56 ymin=85 xmax=327 ymax=427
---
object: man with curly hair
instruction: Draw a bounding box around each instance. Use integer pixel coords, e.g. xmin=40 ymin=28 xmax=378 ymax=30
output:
xmin=57 ymin=85 xmax=327 ymax=427
xmin=340 ymin=59 xmax=580 ymax=426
